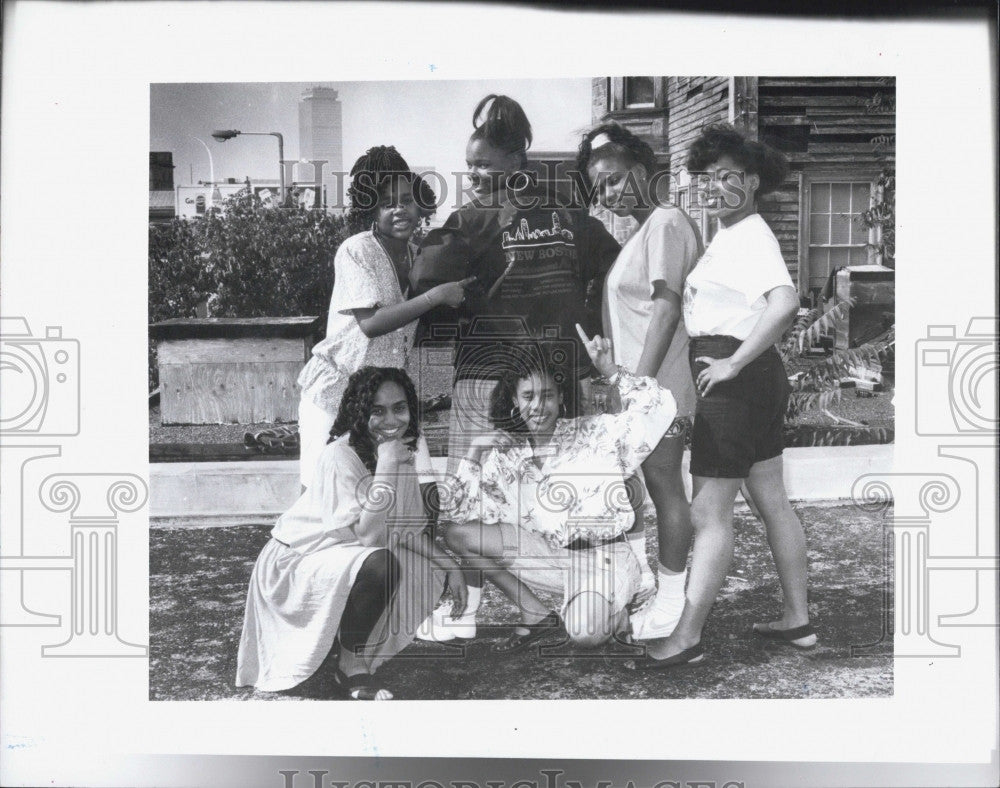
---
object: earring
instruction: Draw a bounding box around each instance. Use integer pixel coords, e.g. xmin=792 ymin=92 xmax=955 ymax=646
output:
xmin=510 ymin=406 xmax=520 ymax=420
xmin=559 ymin=403 xmax=568 ymax=418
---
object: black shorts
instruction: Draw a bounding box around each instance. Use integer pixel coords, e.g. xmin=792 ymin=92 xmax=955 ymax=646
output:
xmin=688 ymin=335 xmax=790 ymax=479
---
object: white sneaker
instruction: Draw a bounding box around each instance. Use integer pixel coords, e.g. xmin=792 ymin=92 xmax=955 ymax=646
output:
xmin=629 ymin=593 xmax=685 ymax=640
xmin=415 ymin=601 xmax=476 ymax=642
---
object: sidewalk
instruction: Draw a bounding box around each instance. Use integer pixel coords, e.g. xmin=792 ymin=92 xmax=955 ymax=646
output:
xmin=149 ymin=501 xmax=893 ymax=700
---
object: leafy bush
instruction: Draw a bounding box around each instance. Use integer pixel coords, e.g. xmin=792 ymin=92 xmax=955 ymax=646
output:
xmin=148 ymin=217 xmax=213 ymax=390
xmin=148 ymin=189 xmax=351 ymax=390
xmin=202 ymin=190 xmax=349 ymax=320
xmin=780 ymin=300 xmax=895 ymax=424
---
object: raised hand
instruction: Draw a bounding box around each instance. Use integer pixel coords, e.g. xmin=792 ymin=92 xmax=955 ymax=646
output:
xmin=575 ymin=323 xmax=618 ymax=380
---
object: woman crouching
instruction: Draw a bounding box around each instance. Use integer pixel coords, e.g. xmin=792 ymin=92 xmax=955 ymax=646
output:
xmin=236 ymin=367 xmax=465 ymax=699
xmin=438 ymin=326 xmax=676 ymax=650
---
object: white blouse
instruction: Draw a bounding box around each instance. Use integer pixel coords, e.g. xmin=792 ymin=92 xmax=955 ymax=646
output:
xmin=297 ymin=231 xmax=414 ymax=413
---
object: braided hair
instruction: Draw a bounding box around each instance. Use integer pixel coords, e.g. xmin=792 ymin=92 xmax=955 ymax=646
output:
xmin=470 ymin=94 xmax=533 ymax=168
xmin=330 ymin=366 xmax=421 ymax=475
xmin=687 ymin=123 xmax=788 ymax=196
xmin=346 ymin=145 xmax=437 ymax=233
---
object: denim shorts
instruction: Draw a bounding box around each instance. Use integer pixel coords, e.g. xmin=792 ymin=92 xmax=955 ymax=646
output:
xmin=688 ymin=335 xmax=790 ymax=479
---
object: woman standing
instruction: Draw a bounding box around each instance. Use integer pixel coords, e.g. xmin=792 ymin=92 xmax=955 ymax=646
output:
xmin=576 ymin=124 xmax=703 ymax=638
xmin=409 ymin=95 xmax=620 ymax=639
xmin=297 ymin=146 xmax=473 ymax=489
xmin=632 ymin=124 xmax=815 ymax=670
xmin=410 ymin=95 xmax=620 ymax=471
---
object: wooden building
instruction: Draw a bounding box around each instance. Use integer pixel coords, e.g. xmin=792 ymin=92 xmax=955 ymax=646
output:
xmin=591 ymin=76 xmax=896 ymax=303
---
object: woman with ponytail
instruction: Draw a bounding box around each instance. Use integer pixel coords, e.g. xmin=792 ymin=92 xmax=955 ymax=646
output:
xmin=576 ymin=123 xmax=704 ymax=639
xmin=628 ymin=124 xmax=815 ymax=671
xmin=411 ymin=95 xmax=620 ymax=464
xmin=409 ymin=95 xmax=620 ymax=642
xmin=297 ymin=146 xmax=474 ymax=489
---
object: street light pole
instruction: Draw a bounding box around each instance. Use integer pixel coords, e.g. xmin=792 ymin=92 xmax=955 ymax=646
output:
xmin=211 ymin=129 xmax=285 ymax=204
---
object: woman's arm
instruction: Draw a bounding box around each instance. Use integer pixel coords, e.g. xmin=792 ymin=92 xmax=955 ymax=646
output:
xmin=695 ymin=284 xmax=799 ymax=396
xmin=353 ymin=277 xmax=474 ymax=339
xmin=354 ymin=440 xmax=414 ymax=547
xmin=634 ymin=283 xmax=682 ymax=378
xmin=576 ymin=324 xmax=677 ymax=473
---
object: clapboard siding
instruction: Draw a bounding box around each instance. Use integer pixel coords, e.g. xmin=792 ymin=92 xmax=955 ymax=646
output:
xmin=755 ymin=77 xmax=895 ymax=293
xmin=590 ymin=76 xmax=894 ymax=295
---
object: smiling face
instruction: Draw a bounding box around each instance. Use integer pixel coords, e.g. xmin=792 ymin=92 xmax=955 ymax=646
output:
xmin=586 ymin=152 xmax=649 ymax=218
xmin=465 ymin=137 xmax=524 ymax=199
xmin=367 ymin=380 xmax=412 ymax=443
xmin=374 ymin=179 xmax=420 ymax=241
xmin=514 ymin=372 xmax=562 ymax=436
xmin=699 ymin=154 xmax=759 ymax=226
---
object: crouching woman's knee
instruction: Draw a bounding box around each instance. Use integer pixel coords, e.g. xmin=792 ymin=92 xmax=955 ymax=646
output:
xmin=563 ymin=591 xmax=615 ymax=649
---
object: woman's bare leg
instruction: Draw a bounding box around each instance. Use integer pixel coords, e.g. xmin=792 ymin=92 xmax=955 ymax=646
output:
xmin=746 ymin=455 xmax=812 ymax=632
xmin=444 ymin=521 xmax=550 ymax=626
xmin=644 ymin=475 xmax=743 ymax=660
xmin=642 ymin=435 xmax=692 ymax=573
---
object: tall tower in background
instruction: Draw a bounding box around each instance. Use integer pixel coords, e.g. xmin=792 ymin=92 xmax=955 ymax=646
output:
xmin=298 ymin=86 xmax=343 ymax=210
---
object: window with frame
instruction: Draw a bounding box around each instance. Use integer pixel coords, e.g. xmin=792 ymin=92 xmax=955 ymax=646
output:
xmin=624 ymin=77 xmax=655 ymax=108
xmin=806 ymin=180 xmax=873 ymax=292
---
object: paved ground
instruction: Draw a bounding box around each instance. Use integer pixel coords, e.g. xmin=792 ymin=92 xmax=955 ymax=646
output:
xmin=150 ymin=502 xmax=893 ymax=701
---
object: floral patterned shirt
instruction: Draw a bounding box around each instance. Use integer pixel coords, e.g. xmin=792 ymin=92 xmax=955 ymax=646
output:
xmin=442 ymin=371 xmax=676 ymax=547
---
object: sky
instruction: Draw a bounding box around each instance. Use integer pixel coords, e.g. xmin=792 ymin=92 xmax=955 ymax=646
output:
xmin=150 ymin=79 xmax=594 ymax=200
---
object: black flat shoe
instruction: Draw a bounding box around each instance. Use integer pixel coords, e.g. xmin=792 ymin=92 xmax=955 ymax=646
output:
xmin=752 ymin=622 xmax=818 ymax=650
xmin=493 ymin=611 xmax=561 ymax=654
xmin=627 ymin=642 xmax=705 ymax=671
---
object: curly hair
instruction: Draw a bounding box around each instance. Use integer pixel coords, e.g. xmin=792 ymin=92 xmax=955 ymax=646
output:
xmin=330 ymin=366 xmax=421 ymax=475
xmin=686 ymin=123 xmax=789 ymax=196
xmin=346 ymin=145 xmax=437 ymax=233
xmin=469 ymin=94 xmax=533 ymax=167
xmin=575 ymin=122 xmax=659 ymax=202
xmin=488 ymin=356 xmax=577 ymax=436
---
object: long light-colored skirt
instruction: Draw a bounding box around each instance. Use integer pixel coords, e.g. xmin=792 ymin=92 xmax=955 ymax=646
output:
xmin=236 ymin=535 xmax=443 ymax=692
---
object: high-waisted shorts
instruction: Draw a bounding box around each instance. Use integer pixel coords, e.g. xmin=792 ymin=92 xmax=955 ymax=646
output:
xmin=688 ymin=334 xmax=790 ymax=479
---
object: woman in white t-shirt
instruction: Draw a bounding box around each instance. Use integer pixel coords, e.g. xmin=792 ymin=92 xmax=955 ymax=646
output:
xmin=576 ymin=124 xmax=703 ymax=640
xmin=630 ymin=124 xmax=816 ymax=671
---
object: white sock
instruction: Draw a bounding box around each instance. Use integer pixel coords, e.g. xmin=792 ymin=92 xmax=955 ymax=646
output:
xmin=628 ymin=533 xmax=650 ymax=571
xmin=657 ymin=567 xmax=687 ymax=602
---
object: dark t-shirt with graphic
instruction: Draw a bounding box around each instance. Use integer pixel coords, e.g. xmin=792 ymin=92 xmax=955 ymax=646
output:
xmin=410 ymin=188 xmax=620 ymax=381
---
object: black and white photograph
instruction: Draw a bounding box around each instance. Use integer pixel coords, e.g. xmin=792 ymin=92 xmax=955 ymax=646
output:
xmin=1 ymin=3 xmax=996 ymax=787
xmin=148 ymin=76 xmax=897 ymax=701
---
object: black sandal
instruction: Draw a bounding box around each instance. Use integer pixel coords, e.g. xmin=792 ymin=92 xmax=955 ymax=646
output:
xmin=626 ymin=642 xmax=705 ymax=672
xmin=752 ymin=622 xmax=818 ymax=650
xmin=334 ymin=669 xmax=393 ymax=700
xmin=493 ymin=611 xmax=561 ymax=654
